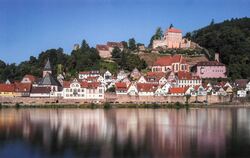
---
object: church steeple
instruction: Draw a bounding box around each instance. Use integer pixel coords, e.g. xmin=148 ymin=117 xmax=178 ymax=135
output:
xmin=43 ymin=58 xmax=52 ymax=77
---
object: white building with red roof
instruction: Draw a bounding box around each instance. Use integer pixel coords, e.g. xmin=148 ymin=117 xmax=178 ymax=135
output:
xmin=152 ymin=54 xmax=190 ymax=73
xmin=136 ymin=83 xmax=158 ymax=96
xmin=176 ymin=71 xmax=202 ymax=88
xmin=153 ymin=27 xmax=191 ymax=49
xmin=61 ymin=78 xmax=104 ymax=99
xmin=115 ymin=82 xmax=128 ymax=95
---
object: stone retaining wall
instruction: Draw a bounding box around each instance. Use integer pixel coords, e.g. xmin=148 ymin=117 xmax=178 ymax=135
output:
xmin=0 ymin=94 xmax=231 ymax=106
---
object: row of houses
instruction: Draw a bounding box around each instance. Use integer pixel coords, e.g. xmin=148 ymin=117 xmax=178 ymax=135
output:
xmin=0 ymin=55 xmax=249 ymax=99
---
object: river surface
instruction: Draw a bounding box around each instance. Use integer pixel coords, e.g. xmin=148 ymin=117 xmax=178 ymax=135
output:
xmin=0 ymin=108 xmax=250 ymax=158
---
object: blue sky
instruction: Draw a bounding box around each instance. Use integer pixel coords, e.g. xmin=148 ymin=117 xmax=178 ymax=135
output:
xmin=0 ymin=0 xmax=249 ymax=63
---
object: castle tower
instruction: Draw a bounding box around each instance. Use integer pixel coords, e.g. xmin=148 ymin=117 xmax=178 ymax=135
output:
xmin=43 ymin=58 xmax=52 ymax=77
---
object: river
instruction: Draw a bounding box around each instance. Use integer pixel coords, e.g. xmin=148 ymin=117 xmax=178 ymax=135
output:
xmin=0 ymin=108 xmax=250 ymax=158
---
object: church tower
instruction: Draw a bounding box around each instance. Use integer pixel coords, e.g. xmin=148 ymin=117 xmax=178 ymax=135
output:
xmin=43 ymin=58 xmax=52 ymax=77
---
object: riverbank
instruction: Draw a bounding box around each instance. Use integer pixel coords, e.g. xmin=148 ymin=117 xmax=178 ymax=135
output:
xmin=1 ymin=101 xmax=250 ymax=109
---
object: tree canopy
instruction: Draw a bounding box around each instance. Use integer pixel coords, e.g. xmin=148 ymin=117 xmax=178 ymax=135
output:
xmin=0 ymin=39 xmax=147 ymax=82
xmin=189 ymin=17 xmax=250 ymax=79
xmin=148 ymin=27 xmax=163 ymax=48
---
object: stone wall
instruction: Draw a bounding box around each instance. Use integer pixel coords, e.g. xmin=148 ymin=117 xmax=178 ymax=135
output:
xmin=0 ymin=94 xmax=231 ymax=106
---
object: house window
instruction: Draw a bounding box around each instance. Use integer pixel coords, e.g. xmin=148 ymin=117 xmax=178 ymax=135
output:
xmin=99 ymin=89 xmax=103 ymax=93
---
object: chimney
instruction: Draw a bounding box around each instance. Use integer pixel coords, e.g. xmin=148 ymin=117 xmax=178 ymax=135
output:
xmin=215 ymin=53 xmax=220 ymax=62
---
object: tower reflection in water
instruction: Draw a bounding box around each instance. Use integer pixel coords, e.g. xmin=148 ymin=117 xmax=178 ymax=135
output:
xmin=1 ymin=108 xmax=250 ymax=158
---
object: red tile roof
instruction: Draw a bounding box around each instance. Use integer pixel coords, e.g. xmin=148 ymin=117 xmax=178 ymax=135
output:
xmin=15 ymin=83 xmax=32 ymax=92
xmin=177 ymin=71 xmax=200 ymax=80
xmin=169 ymin=87 xmax=188 ymax=94
xmin=96 ymin=45 xmax=109 ymax=51
xmin=107 ymin=42 xmax=123 ymax=48
xmin=115 ymin=82 xmax=128 ymax=91
xmin=154 ymin=55 xmax=186 ymax=66
xmin=167 ymin=28 xmax=182 ymax=33
xmin=137 ymin=83 xmax=158 ymax=92
xmin=86 ymin=76 xmax=99 ymax=81
xmin=146 ymin=72 xmax=165 ymax=77
xmin=0 ymin=84 xmax=15 ymax=92
xmin=63 ymin=81 xmax=71 ymax=88
xmin=23 ymin=74 xmax=37 ymax=83
xmin=81 ymin=81 xmax=100 ymax=89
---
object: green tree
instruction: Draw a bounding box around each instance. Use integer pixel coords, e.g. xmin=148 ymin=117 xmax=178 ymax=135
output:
xmin=128 ymin=38 xmax=137 ymax=51
xmin=148 ymin=27 xmax=163 ymax=48
xmin=111 ymin=47 xmax=122 ymax=58
xmin=190 ymin=17 xmax=250 ymax=79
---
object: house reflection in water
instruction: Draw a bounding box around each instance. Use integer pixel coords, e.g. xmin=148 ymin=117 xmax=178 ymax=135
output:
xmin=1 ymin=108 xmax=250 ymax=158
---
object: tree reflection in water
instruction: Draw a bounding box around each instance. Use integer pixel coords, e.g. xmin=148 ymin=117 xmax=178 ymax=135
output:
xmin=0 ymin=108 xmax=250 ymax=158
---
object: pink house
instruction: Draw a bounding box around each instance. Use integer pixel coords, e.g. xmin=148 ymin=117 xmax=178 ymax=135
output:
xmin=195 ymin=61 xmax=227 ymax=79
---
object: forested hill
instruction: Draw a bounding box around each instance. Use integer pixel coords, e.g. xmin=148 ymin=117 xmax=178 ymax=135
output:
xmin=188 ymin=17 xmax=250 ymax=79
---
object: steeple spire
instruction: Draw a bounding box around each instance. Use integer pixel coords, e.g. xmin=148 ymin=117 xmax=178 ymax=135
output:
xmin=43 ymin=58 xmax=52 ymax=77
xmin=44 ymin=58 xmax=52 ymax=71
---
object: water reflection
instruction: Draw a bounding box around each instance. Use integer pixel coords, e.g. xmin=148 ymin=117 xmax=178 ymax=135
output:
xmin=1 ymin=108 xmax=250 ymax=158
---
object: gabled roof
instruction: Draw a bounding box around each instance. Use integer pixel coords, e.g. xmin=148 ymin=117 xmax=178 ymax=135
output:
xmin=83 ymin=82 xmax=101 ymax=89
xmin=146 ymin=72 xmax=165 ymax=78
xmin=23 ymin=74 xmax=37 ymax=83
xmin=177 ymin=72 xmax=200 ymax=80
xmin=153 ymin=55 xmax=187 ymax=66
xmin=169 ymin=87 xmax=189 ymax=94
xmin=44 ymin=59 xmax=52 ymax=71
xmin=39 ymin=73 xmax=61 ymax=86
xmin=136 ymin=83 xmax=158 ymax=92
xmin=15 ymin=83 xmax=32 ymax=92
xmin=131 ymin=68 xmax=140 ymax=73
xmin=115 ymin=82 xmax=128 ymax=91
xmin=0 ymin=84 xmax=15 ymax=92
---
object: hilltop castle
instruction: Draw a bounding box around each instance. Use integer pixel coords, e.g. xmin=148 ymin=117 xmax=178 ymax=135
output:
xmin=153 ymin=26 xmax=191 ymax=49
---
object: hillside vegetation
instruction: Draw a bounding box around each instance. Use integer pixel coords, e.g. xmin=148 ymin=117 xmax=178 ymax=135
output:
xmin=188 ymin=17 xmax=250 ymax=79
xmin=1 ymin=17 xmax=250 ymax=82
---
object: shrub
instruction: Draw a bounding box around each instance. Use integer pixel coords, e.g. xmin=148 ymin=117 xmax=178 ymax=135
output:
xmin=103 ymin=102 xmax=112 ymax=109
xmin=15 ymin=103 xmax=20 ymax=109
